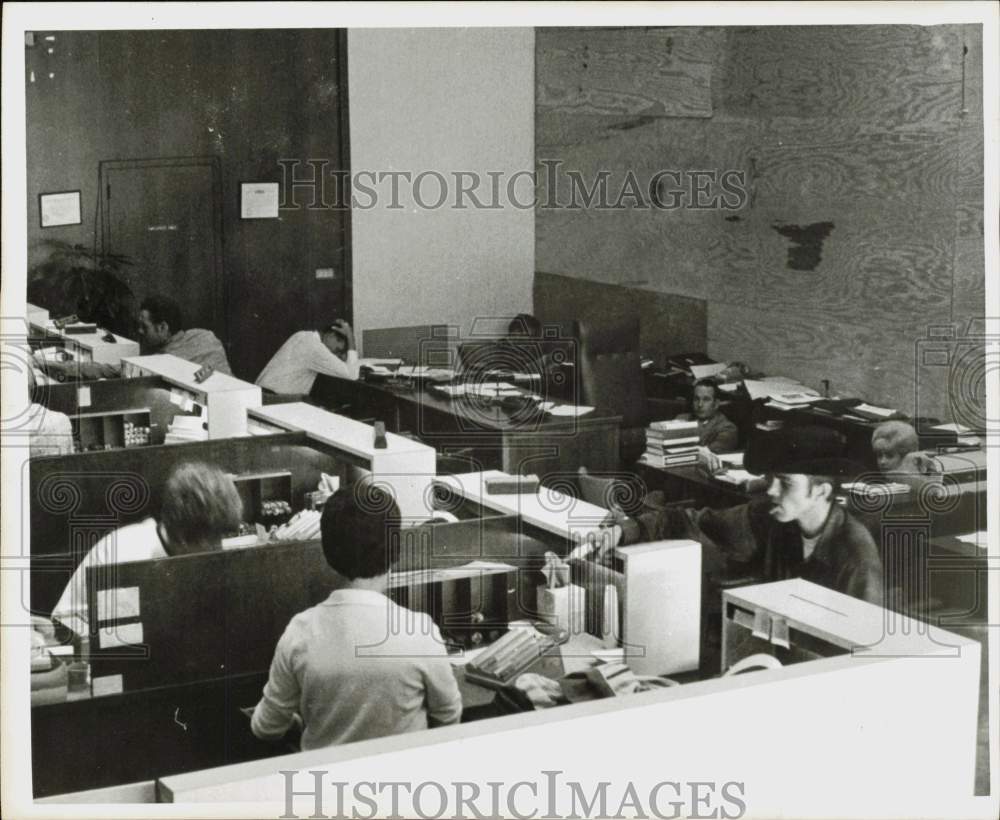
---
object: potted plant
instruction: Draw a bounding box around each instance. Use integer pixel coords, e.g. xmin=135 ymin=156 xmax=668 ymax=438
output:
xmin=27 ymin=241 xmax=135 ymax=336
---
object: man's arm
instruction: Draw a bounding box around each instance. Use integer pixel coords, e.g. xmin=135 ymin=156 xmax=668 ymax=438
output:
xmin=251 ymin=629 xmax=302 ymax=740
xmin=307 ymin=330 xmax=360 ymax=381
xmin=36 ymin=357 xmax=121 ymax=381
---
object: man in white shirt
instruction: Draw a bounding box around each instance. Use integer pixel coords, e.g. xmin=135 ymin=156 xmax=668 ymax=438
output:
xmin=255 ymin=320 xmax=360 ymax=395
xmin=251 ymin=483 xmax=462 ymax=750
xmin=51 ymin=462 xmax=243 ymax=635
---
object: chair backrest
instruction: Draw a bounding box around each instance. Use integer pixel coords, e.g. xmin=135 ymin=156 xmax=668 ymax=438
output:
xmin=573 ymin=317 xmax=646 ymax=429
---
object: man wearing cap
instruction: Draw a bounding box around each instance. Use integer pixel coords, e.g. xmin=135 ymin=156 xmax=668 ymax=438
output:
xmin=609 ymin=425 xmax=884 ymax=605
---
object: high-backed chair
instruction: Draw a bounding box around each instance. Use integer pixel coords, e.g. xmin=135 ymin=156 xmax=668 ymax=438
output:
xmin=573 ymin=317 xmax=684 ymax=465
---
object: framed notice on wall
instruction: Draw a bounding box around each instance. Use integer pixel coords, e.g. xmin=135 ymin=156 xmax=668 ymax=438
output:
xmin=240 ymin=182 xmax=280 ymax=219
xmin=39 ymin=190 xmax=82 ymax=228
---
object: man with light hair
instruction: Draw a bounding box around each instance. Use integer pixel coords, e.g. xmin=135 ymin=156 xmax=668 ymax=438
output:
xmin=52 ymin=461 xmax=243 ymax=635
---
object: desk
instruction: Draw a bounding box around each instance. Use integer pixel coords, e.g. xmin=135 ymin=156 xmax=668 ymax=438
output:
xmin=121 ymin=354 xmax=261 ymax=439
xmin=634 ymin=461 xmax=757 ymax=508
xmin=248 ymin=402 xmax=437 ymax=521
xmin=29 ymin=320 xmax=140 ymax=366
xmin=436 ymin=470 xmax=610 ymax=549
xmin=310 ymin=373 xmax=622 ymax=475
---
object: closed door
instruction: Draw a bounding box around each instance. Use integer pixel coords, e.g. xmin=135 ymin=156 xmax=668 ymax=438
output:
xmin=101 ymin=158 xmax=224 ymax=338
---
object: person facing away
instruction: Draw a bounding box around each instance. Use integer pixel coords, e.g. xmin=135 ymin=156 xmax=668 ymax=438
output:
xmin=51 ymin=462 xmax=243 ymax=636
xmin=36 ymin=294 xmax=232 ymax=381
xmin=25 ymin=366 xmax=74 ymax=457
xmin=676 ymin=379 xmax=739 ymax=454
xmin=605 ymin=425 xmax=884 ymax=605
xmin=254 ymin=320 xmax=360 ymax=395
xmin=251 ymin=482 xmax=462 ymax=750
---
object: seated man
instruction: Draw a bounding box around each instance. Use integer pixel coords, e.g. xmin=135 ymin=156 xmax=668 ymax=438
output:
xmin=51 ymin=462 xmax=242 ymax=635
xmin=251 ymin=483 xmax=462 ymax=750
xmin=37 ymin=294 xmax=232 ymax=381
xmin=871 ymin=421 xmax=920 ymax=474
xmin=677 ymin=379 xmax=739 ymax=454
xmin=255 ymin=320 xmax=359 ymax=395
xmin=606 ymin=425 xmax=883 ymax=605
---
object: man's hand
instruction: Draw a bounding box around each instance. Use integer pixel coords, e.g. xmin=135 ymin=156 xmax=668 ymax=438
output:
xmin=331 ymin=319 xmax=355 ymax=351
xmin=193 ymin=364 xmax=215 ymax=383
xmin=697 ymin=446 xmax=723 ymax=475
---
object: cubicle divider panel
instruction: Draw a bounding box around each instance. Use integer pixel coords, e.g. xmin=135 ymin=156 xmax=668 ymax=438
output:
xmin=85 ymin=514 xmax=530 ymax=692
xmin=29 ymin=433 xmax=346 ymax=615
xmin=36 ymin=376 xmax=184 ymax=448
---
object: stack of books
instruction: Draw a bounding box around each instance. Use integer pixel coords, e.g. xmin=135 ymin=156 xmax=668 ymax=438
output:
xmin=642 ymin=419 xmax=700 ymax=467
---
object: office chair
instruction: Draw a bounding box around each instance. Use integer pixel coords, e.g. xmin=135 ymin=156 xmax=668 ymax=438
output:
xmin=573 ymin=317 xmax=686 ymax=466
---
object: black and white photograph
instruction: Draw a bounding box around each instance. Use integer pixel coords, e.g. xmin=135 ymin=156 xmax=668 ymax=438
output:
xmin=1 ymin=2 xmax=997 ymax=818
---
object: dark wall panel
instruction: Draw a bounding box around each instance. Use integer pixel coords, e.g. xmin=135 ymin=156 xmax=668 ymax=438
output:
xmin=25 ymin=29 xmax=350 ymax=380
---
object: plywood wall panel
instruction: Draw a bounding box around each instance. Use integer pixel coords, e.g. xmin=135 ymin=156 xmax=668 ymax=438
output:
xmin=752 ymin=122 xmax=960 ymax=208
xmin=721 ymin=26 xmax=965 ymax=125
xmin=952 ymin=238 xmax=987 ymax=322
xmin=536 ymin=28 xmax=723 ymax=118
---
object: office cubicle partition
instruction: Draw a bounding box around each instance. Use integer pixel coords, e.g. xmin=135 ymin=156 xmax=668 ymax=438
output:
xmin=28 ymin=432 xmax=345 ymax=614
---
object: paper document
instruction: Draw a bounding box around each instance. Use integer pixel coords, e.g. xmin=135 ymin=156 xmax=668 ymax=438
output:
xmin=547 ymin=405 xmax=594 ymax=417
xmin=718 ymin=452 xmax=745 ymax=468
xmin=854 ymin=403 xmax=896 ymax=418
xmin=956 ymin=531 xmax=988 ymax=549
xmin=931 ymin=423 xmax=972 ymax=434
xmin=690 ymin=362 xmax=728 ymax=379
xmin=360 ymin=358 xmax=402 ymax=367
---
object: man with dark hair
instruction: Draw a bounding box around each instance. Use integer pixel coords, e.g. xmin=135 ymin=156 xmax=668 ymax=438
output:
xmin=606 ymin=425 xmax=884 ymax=605
xmin=251 ymin=482 xmax=462 ymax=750
xmin=37 ymin=294 xmax=231 ymax=380
xmin=255 ymin=319 xmax=359 ymax=395
xmin=52 ymin=462 xmax=242 ymax=635
xmin=677 ymin=378 xmax=739 ymax=454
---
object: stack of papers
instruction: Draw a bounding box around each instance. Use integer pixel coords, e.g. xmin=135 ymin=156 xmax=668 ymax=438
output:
xmin=847 ymin=403 xmax=898 ymax=421
xmin=163 ymin=414 xmax=208 ymax=444
xmin=765 ymin=391 xmax=823 ymax=411
xmin=713 ymin=469 xmax=763 ymax=489
xmin=396 ymin=365 xmax=455 ymax=380
xmin=690 ymin=362 xmax=729 ymax=379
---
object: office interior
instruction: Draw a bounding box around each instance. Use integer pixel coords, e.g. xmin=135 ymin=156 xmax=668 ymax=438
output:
xmin=11 ymin=23 xmax=995 ymax=812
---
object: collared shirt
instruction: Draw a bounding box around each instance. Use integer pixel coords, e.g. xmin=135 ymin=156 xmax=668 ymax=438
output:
xmin=255 ymin=331 xmax=360 ymax=395
xmin=251 ymin=588 xmax=462 ymax=750
xmin=26 ymin=403 xmax=75 ymax=457
xmin=677 ymin=411 xmax=739 ymax=453
xmin=51 ymin=517 xmax=167 ymax=633
xmin=162 ymin=328 xmax=233 ymax=375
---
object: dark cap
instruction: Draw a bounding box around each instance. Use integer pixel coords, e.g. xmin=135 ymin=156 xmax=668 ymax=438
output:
xmin=745 ymin=424 xmax=862 ymax=479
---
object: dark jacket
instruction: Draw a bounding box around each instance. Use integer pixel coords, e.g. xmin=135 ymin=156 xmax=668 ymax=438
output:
xmin=676 ymin=412 xmax=739 ymax=453
xmin=623 ymin=498 xmax=884 ymax=605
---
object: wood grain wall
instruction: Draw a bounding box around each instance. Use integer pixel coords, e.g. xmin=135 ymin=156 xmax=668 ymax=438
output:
xmin=24 ymin=30 xmax=350 ymax=380
xmin=536 ymin=25 xmax=985 ymax=421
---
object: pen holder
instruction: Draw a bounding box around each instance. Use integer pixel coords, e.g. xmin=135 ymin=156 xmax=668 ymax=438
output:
xmin=537 ymin=583 xmax=586 ymax=636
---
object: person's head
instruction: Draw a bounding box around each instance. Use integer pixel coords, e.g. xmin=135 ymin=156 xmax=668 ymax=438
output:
xmin=507 ymin=313 xmax=543 ymax=340
xmin=765 ymin=473 xmax=837 ymax=524
xmin=321 ymin=481 xmax=402 ymax=583
xmin=691 ymin=379 xmax=722 ymax=421
xmin=158 ymin=462 xmax=243 ymax=555
xmin=137 ymin=295 xmax=184 ymax=351
xmin=319 ymin=325 xmax=349 ymax=361
xmin=871 ymin=421 xmax=919 ymax=473
xmin=746 ymin=425 xmax=858 ymax=531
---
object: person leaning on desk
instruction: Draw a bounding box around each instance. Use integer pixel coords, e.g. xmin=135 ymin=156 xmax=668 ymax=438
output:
xmin=255 ymin=319 xmax=360 ymax=396
xmin=51 ymin=462 xmax=243 ymax=637
xmin=676 ymin=379 xmax=739 ymax=455
xmin=604 ymin=425 xmax=884 ymax=605
xmin=36 ymin=294 xmax=233 ymax=380
xmin=250 ymin=482 xmax=462 ymax=750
